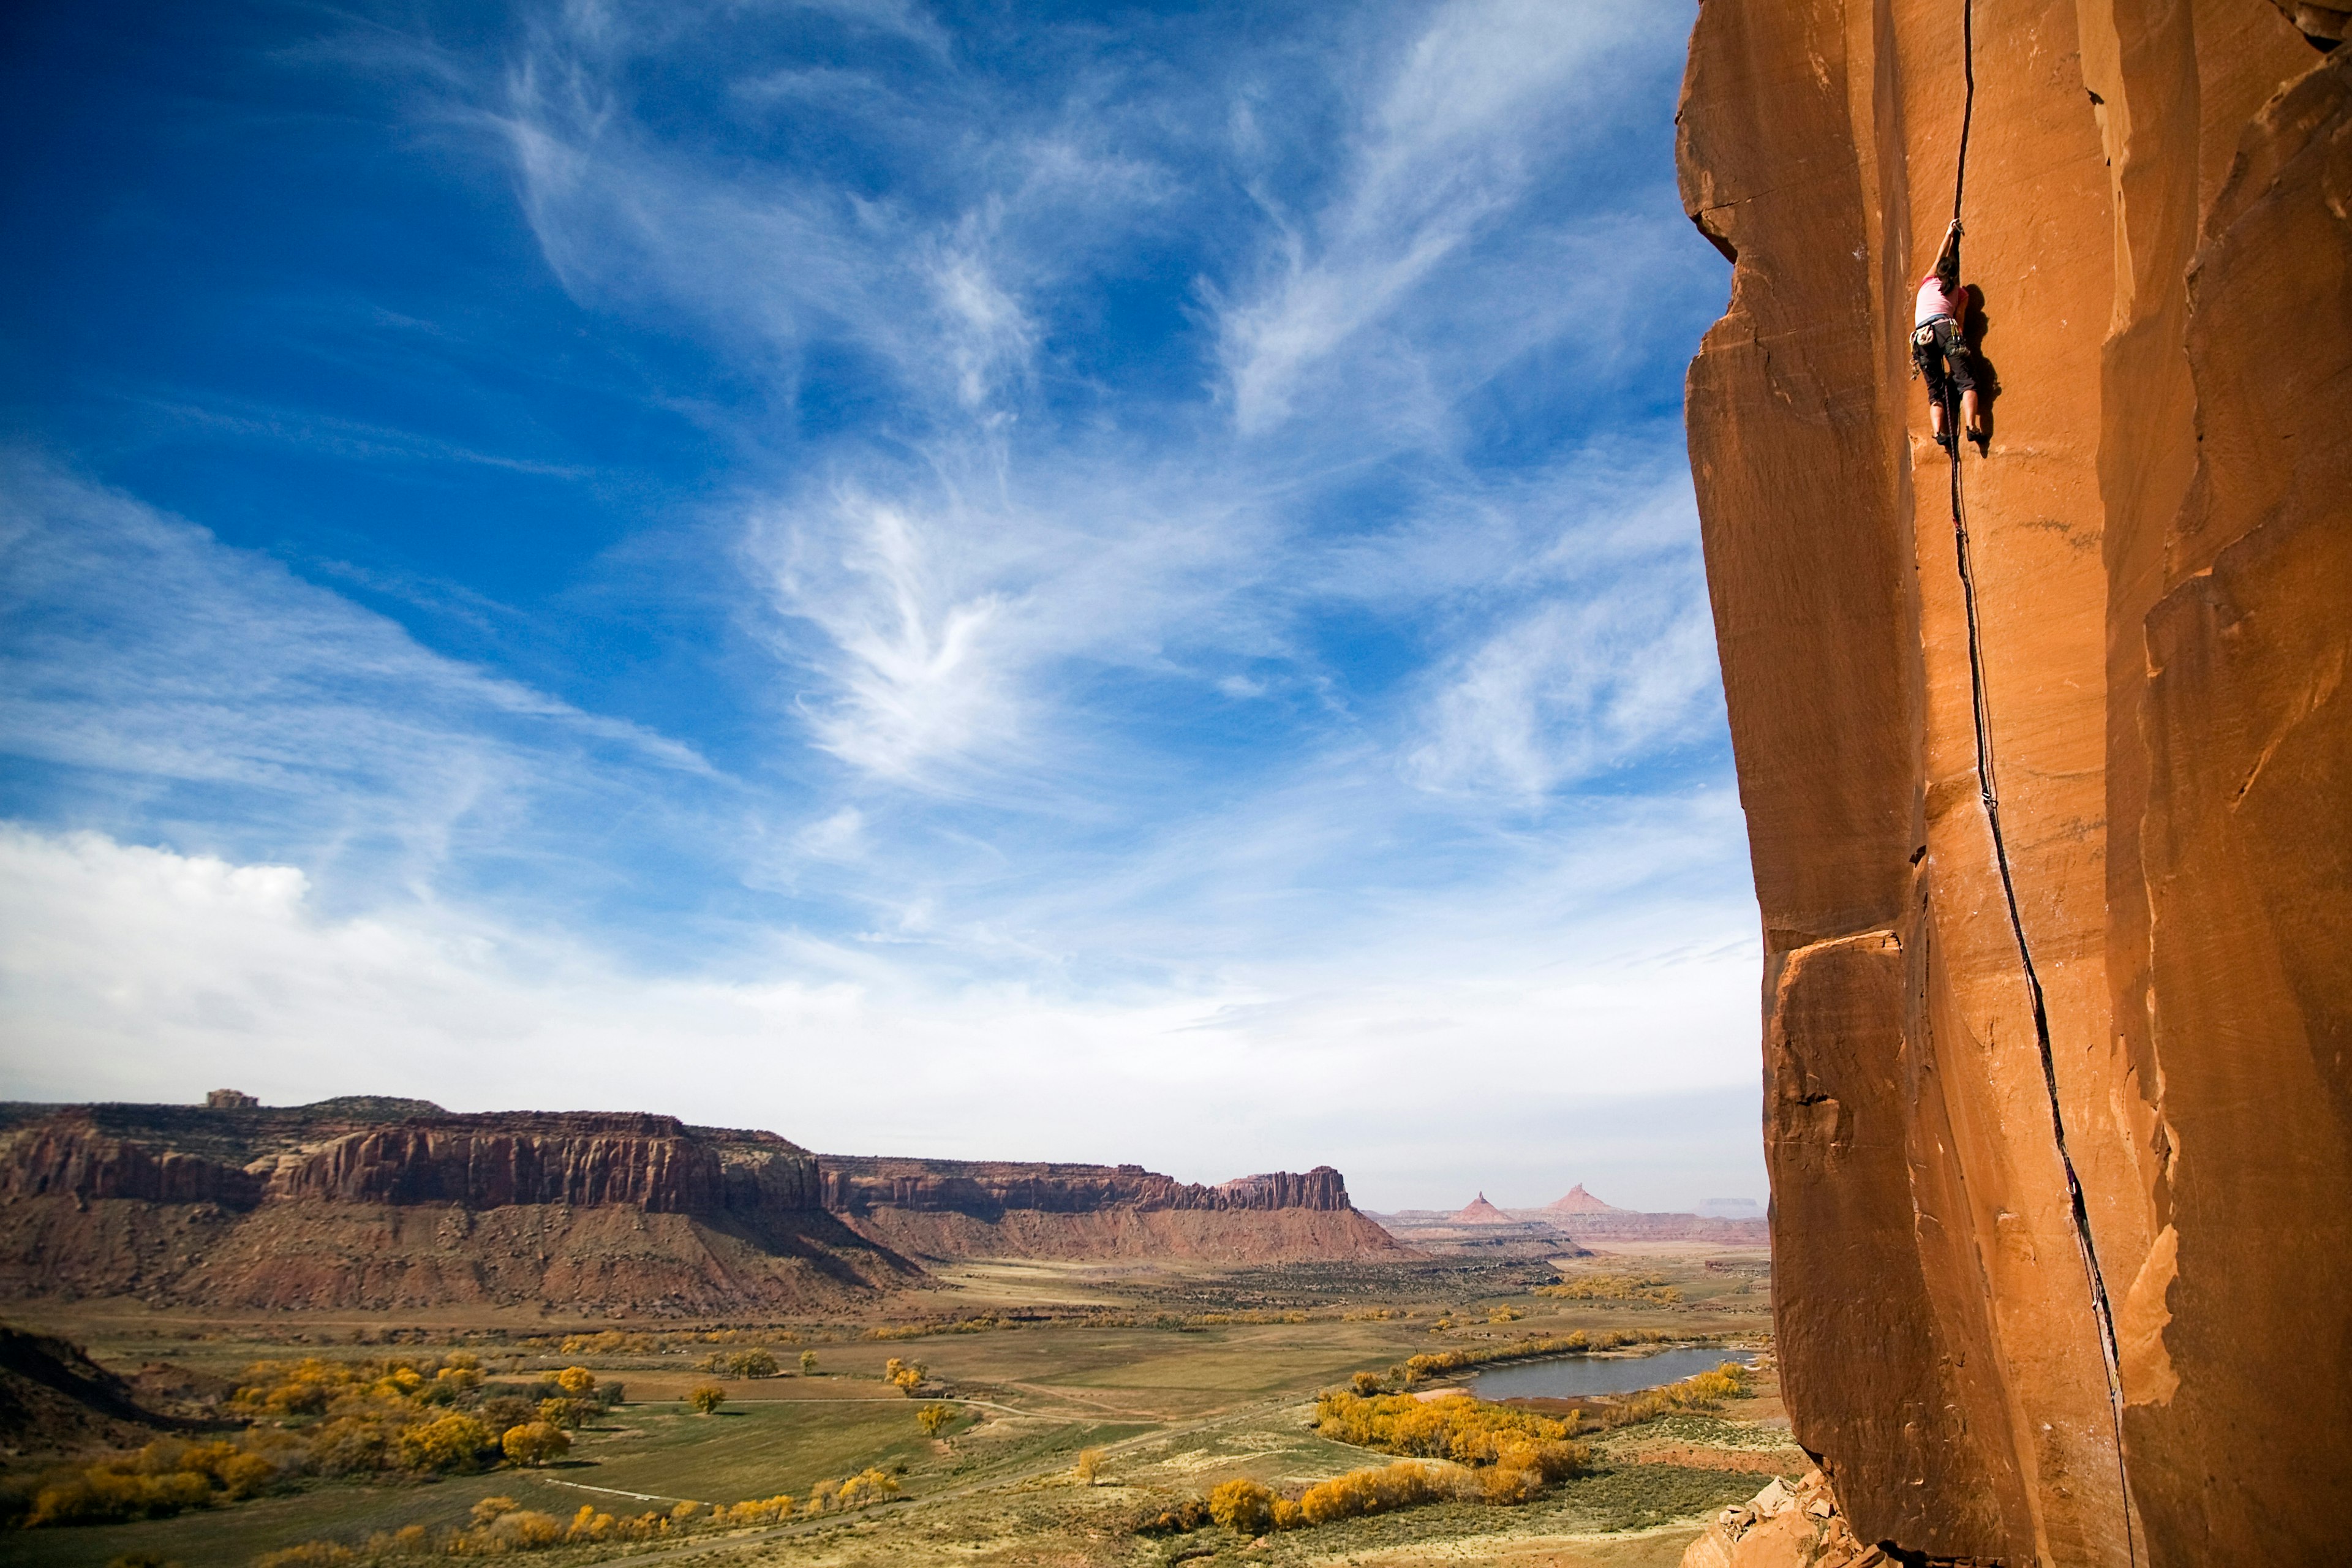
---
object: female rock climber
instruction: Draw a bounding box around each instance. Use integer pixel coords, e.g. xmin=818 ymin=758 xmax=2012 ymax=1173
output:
xmin=1913 ymin=219 xmax=1984 ymax=453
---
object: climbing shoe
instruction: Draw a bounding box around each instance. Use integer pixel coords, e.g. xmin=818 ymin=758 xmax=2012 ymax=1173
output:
xmin=1934 ymin=429 xmax=1954 ymax=452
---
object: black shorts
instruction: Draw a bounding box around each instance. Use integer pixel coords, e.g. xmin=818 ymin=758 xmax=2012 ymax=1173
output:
xmin=1912 ymin=317 xmax=1975 ymax=399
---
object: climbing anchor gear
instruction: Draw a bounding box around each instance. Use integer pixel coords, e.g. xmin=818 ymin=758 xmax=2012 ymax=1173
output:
xmin=1912 ymin=317 xmax=1970 ymax=381
xmin=1941 ymin=2 xmax=2137 ymax=1558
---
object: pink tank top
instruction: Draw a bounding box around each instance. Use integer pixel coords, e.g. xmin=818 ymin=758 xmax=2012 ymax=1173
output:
xmin=1916 ymin=273 xmax=1961 ymax=326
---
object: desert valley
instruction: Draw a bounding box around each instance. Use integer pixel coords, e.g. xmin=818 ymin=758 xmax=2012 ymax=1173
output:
xmin=0 ymin=1091 xmax=1789 ymax=1567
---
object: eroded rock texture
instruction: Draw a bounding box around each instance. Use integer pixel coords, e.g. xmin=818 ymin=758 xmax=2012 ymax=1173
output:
xmin=0 ymin=1099 xmax=1394 ymax=1311
xmin=0 ymin=1102 xmax=903 ymax=1314
xmin=1679 ymin=2 xmax=2347 ymax=1563
xmin=816 ymin=1155 xmax=1399 ymax=1262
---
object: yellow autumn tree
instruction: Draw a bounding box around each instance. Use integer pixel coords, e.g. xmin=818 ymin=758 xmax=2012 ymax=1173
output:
xmin=1207 ymin=1477 xmax=1277 ymax=1534
xmin=396 ymin=1412 xmax=489 ymax=1472
xmin=500 ymin=1422 xmax=570 ymax=1468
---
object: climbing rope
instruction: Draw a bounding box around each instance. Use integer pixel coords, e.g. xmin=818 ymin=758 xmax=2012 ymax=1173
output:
xmin=1942 ymin=2 xmax=2137 ymax=1560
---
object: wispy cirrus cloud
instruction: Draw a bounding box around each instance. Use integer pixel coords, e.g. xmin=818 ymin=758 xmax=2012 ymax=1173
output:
xmin=0 ymin=456 xmax=725 ymax=904
xmin=1213 ymin=0 xmax=1664 ymax=436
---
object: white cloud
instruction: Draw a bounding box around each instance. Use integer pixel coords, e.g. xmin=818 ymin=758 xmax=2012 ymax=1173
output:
xmin=0 ymin=821 xmax=1760 ymax=1207
xmin=1215 ymin=0 xmax=1660 ymax=435
xmin=1405 ymin=573 xmax=1718 ymax=800
xmin=756 ymin=496 xmax=1020 ymax=782
xmin=0 ymin=456 xmax=722 ymax=898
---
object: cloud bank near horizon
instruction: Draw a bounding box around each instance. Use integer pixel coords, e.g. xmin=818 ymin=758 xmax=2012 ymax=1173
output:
xmin=0 ymin=0 xmax=1752 ymax=1210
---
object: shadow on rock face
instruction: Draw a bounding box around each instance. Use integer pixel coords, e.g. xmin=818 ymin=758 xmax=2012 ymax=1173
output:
xmin=1961 ymin=282 xmax=2001 ymax=444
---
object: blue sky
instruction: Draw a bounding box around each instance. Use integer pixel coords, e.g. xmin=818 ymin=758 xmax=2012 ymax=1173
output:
xmin=0 ymin=0 xmax=1755 ymax=1210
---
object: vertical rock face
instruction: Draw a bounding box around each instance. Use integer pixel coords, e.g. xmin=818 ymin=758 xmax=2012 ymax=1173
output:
xmin=269 ymin=1115 xmax=730 ymax=1210
xmin=1678 ymin=2 xmax=2348 ymax=1563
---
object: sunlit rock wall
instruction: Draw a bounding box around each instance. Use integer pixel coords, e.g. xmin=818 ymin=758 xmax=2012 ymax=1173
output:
xmin=1677 ymin=0 xmax=2348 ymax=1561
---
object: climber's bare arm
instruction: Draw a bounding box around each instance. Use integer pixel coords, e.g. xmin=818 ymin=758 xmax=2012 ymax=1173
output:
xmin=1934 ymin=219 xmax=1962 ymax=278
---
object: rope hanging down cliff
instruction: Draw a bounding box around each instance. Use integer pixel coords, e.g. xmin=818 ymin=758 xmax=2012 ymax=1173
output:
xmin=1942 ymin=4 xmax=2137 ymax=1559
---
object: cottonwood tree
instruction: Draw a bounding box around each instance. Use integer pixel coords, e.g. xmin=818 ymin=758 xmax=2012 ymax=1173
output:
xmin=501 ymin=1422 xmax=570 ymax=1468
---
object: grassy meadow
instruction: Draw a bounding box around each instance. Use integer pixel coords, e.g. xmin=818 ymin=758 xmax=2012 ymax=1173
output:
xmin=3 ymin=1245 xmax=1795 ymax=1568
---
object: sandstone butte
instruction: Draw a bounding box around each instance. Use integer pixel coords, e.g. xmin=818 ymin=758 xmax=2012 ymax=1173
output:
xmin=1447 ymin=1193 xmax=1518 ymax=1225
xmin=1542 ymin=1183 xmax=1629 ymax=1215
xmin=1678 ymin=0 xmax=2347 ymax=1564
xmin=0 ymin=1098 xmax=1396 ymax=1316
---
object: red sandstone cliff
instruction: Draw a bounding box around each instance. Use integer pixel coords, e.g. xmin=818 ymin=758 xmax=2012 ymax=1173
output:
xmin=1679 ymin=2 xmax=2347 ymax=1563
xmin=810 ymin=1155 xmax=1396 ymax=1262
xmin=0 ymin=1100 xmax=1396 ymax=1311
xmin=0 ymin=1104 xmax=900 ymax=1314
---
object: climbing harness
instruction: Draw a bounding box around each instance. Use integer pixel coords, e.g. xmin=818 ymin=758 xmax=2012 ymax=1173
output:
xmin=1942 ymin=2 xmax=2138 ymax=1560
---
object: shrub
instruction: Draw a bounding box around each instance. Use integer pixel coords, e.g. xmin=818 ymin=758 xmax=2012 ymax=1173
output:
xmin=172 ymin=1439 xmax=277 ymax=1499
xmin=395 ymin=1412 xmax=490 ymax=1472
xmin=205 ymin=1352 xmax=563 ymax=1488
xmin=1072 ymin=1445 xmax=1102 ymax=1482
xmin=26 ymin=1468 xmax=210 ymax=1526
xmin=834 ymin=1467 xmax=899 ymax=1509
xmin=799 ymin=1350 xmax=819 ymax=1375
xmin=535 ymin=1396 xmax=591 ymax=1430
xmin=1127 ymin=1495 xmax=1210 ymax=1536
xmin=252 ymin=1546 xmax=355 ymax=1568
xmin=1351 ymin=1371 xmax=1384 ymax=1396
xmin=492 ymin=1510 xmax=566 ymax=1547
xmin=18 ymin=1434 xmax=303 ymax=1527
xmin=356 ymin=1525 xmax=431 ymax=1556
xmin=1532 ymin=1274 xmax=1683 ymax=1304
xmin=882 ymin=1357 xmax=926 ymax=1391
xmin=1591 ymin=1361 xmax=1751 ymax=1428
xmin=1312 ymin=1390 xmax=1586 ymax=1471
xmin=1298 ymin=1460 xmax=1463 ymax=1523
xmin=687 ymin=1383 xmax=727 ymax=1415
xmin=555 ymin=1330 xmax=662 ymax=1355
xmin=1208 ymin=1477 xmax=1277 ymax=1534
xmin=302 ymin=1417 xmax=394 ymax=1476
xmin=478 ymin=1394 xmax=536 ymax=1432
xmin=1398 ymin=1329 xmax=1678 ymax=1385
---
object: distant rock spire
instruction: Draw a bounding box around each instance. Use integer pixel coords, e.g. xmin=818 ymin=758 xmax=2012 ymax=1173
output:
xmin=1544 ymin=1183 xmax=1627 ymax=1214
xmin=1447 ymin=1192 xmax=1515 ymax=1225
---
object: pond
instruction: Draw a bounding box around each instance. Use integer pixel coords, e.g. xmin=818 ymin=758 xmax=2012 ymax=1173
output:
xmin=1468 ymin=1346 xmax=1755 ymax=1402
